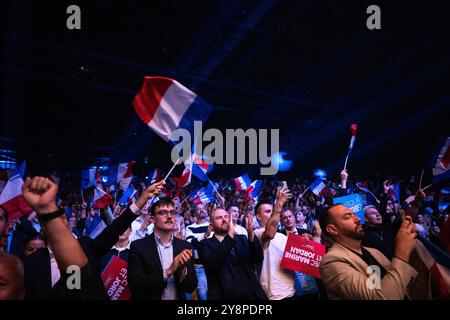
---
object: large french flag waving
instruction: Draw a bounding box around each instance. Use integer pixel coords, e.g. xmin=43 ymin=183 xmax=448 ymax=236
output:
xmin=0 ymin=162 xmax=33 ymax=221
xmin=133 ymin=76 xmax=213 ymax=142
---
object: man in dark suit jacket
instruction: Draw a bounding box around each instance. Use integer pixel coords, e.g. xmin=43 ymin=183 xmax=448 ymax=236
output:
xmin=23 ymin=180 xmax=165 ymax=300
xmin=128 ymin=199 xmax=197 ymax=300
xmin=198 ymin=208 xmax=267 ymax=300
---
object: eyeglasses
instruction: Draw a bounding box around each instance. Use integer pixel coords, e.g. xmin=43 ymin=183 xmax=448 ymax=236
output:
xmin=155 ymin=210 xmax=178 ymax=216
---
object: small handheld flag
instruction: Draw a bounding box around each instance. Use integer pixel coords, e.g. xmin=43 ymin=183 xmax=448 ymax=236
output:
xmin=344 ymin=124 xmax=358 ymax=171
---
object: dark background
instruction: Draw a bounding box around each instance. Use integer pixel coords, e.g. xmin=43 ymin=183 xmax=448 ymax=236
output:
xmin=1 ymin=0 xmax=449 ymax=180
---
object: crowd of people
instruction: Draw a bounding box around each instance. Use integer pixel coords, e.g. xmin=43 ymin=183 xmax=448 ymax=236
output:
xmin=0 ymin=167 xmax=449 ymax=300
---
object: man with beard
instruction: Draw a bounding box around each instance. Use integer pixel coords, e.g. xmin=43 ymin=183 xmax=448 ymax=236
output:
xmin=198 ymin=208 xmax=267 ymax=300
xmin=319 ymin=204 xmax=422 ymax=300
xmin=128 ymin=199 xmax=197 ymax=300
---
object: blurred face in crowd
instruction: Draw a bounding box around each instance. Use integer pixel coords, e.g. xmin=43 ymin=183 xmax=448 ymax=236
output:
xmin=0 ymin=255 xmax=25 ymax=300
xmin=256 ymin=204 xmax=273 ymax=228
xmin=173 ymin=216 xmax=184 ymax=234
xmin=430 ymin=225 xmax=440 ymax=236
xmin=281 ymin=210 xmax=296 ymax=231
xmin=416 ymin=214 xmax=424 ymax=225
xmin=89 ymin=208 xmax=96 ymax=218
xmin=0 ymin=208 xmax=6 ymax=237
xmin=325 ymin=205 xmax=365 ymax=241
xmin=211 ymin=209 xmax=230 ymax=236
xmin=72 ymin=206 xmax=80 ymax=217
xmin=68 ymin=217 xmax=77 ymax=229
xmin=23 ymin=239 xmax=46 ymax=257
xmin=364 ymin=207 xmax=382 ymax=227
xmin=118 ymin=227 xmax=131 ymax=242
xmin=228 ymin=206 xmax=240 ymax=224
xmin=153 ymin=204 xmax=177 ymax=233
xmin=194 ymin=204 xmax=208 ymax=221
xmin=296 ymin=210 xmax=306 ymax=225
xmin=114 ymin=204 xmax=124 ymax=217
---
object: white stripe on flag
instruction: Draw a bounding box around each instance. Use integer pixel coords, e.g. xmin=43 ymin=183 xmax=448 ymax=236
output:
xmin=148 ymin=82 xmax=196 ymax=141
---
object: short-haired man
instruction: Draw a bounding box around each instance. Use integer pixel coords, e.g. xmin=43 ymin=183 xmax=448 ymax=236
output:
xmin=128 ymin=199 xmax=197 ymax=300
xmin=199 ymin=208 xmax=266 ymax=300
xmin=319 ymin=204 xmax=430 ymax=299
xmin=228 ymin=205 xmax=248 ymax=237
xmin=280 ymin=209 xmax=309 ymax=236
xmin=254 ymin=187 xmax=296 ymax=300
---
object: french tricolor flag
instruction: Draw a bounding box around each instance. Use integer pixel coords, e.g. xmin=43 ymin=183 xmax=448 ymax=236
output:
xmin=147 ymin=168 xmax=161 ymax=184
xmin=0 ymin=162 xmax=33 ymax=221
xmin=119 ymin=186 xmax=138 ymax=206
xmin=93 ymin=185 xmax=113 ymax=209
xmin=192 ymin=153 xmax=210 ymax=181
xmin=108 ymin=162 xmax=134 ymax=190
xmin=193 ymin=185 xmax=216 ymax=205
xmin=133 ymin=76 xmax=213 ymax=143
xmin=234 ymin=174 xmax=252 ymax=191
xmin=415 ymin=236 xmax=450 ymax=299
xmin=245 ymin=180 xmax=263 ymax=201
xmin=310 ymin=179 xmax=326 ymax=196
xmin=356 ymin=182 xmax=370 ymax=193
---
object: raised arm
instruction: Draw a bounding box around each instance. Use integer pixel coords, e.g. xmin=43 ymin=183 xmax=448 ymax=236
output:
xmin=261 ymin=187 xmax=291 ymax=247
xmin=22 ymin=176 xmax=87 ymax=270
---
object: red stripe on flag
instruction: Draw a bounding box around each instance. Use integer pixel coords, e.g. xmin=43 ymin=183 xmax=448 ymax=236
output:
xmin=133 ymin=76 xmax=173 ymax=124
xmin=430 ymin=263 xmax=450 ymax=299
xmin=2 ymin=195 xmax=33 ymax=222
xmin=442 ymin=146 xmax=450 ymax=169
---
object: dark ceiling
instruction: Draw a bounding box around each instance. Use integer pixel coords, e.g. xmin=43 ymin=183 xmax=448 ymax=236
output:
xmin=1 ymin=0 xmax=449 ymax=179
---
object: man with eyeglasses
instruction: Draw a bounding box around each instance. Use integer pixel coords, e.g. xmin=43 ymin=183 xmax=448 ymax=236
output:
xmin=128 ymin=199 xmax=198 ymax=300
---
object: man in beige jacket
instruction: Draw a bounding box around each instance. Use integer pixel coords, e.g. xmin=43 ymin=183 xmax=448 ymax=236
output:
xmin=319 ymin=204 xmax=425 ymax=300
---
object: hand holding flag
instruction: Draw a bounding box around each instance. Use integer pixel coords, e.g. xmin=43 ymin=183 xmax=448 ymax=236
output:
xmin=135 ymin=180 xmax=166 ymax=209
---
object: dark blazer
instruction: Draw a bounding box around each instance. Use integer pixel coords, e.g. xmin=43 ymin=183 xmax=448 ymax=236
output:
xmin=23 ymin=206 xmax=138 ymax=299
xmin=128 ymin=233 xmax=197 ymax=300
xmin=198 ymin=234 xmax=267 ymax=300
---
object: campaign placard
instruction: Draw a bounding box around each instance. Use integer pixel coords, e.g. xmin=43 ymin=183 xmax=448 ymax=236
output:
xmin=333 ymin=193 xmax=365 ymax=224
xmin=101 ymin=255 xmax=131 ymax=300
xmin=280 ymin=233 xmax=325 ymax=278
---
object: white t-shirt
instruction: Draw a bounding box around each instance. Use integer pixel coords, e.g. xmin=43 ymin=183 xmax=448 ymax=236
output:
xmin=234 ymin=224 xmax=248 ymax=237
xmin=254 ymin=228 xmax=296 ymax=300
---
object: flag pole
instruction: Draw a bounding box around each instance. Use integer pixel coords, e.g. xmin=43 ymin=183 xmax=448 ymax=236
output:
xmin=148 ymin=158 xmax=181 ymax=203
xmin=300 ymin=186 xmax=310 ymax=198
xmin=343 ymin=155 xmax=350 ymax=171
xmin=367 ymin=190 xmax=381 ymax=204
xmin=419 ymin=169 xmax=425 ymax=190
xmin=423 ymin=183 xmax=433 ymax=191
xmin=208 ymin=179 xmax=220 ymax=195
xmin=163 ymin=158 xmax=181 ymax=182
